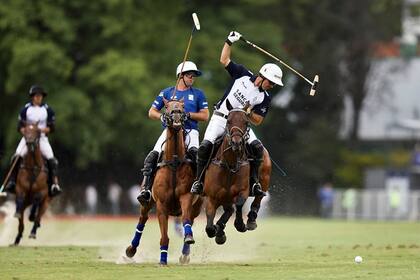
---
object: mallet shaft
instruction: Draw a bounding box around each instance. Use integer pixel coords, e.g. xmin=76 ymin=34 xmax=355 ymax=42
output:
xmin=241 ymin=38 xmax=313 ymax=86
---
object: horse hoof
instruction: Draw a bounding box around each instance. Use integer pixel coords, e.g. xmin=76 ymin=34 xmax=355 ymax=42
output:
xmin=179 ymin=254 xmax=190 ymax=265
xmin=184 ymin=235 xmax=195 ymax=245
xmin=215 ymin=234 xmax=226 ymax=245
xmin=246 ymin=220 xmax=257 ymax=231
xmin=125 ymin=245 xmax=137 ymax=258
xmin=205 ymin=225 xmax=216 ymax=238
xmin=29 ymin=233 xmax=36 ymax=239
xmin=234 ymin=220 xmax=247 ymax=233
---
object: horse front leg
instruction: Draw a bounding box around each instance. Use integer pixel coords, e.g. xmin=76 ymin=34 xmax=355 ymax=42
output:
xmin=205 ymin=198 xmax=218 ymax=238
xmin=234 ymin=192 xmax=247 ymax=233
xmin=28 ymin=193 xmax=42 ymax=238
xmin=214 ymin=205 xmax=234 ymax=245
xmin=30 ymin=196 xmax=49 ymax=239
xmin=12 ymin=195 xmax=25 ymax=246
xmin=246 ymin=195 xmax=263 ymax=231
xmin=156 ymin=203 xmax=170 ymax=265
xmin=179 ymin=193 xmax=194 ymax=245
xmin=126 ymin=201 xmax=154 ymax=258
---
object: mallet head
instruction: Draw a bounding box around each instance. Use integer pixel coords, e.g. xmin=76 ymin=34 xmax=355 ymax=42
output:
xmin=192 ymin=13 xmax=200 ymax=31
xmin=309 ymin=75 xmax=319 ymax=96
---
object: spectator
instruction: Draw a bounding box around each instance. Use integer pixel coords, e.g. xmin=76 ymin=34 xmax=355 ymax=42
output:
xmin=317 ymin=182 xmax=334 ymax=218
xmin=342 ymin=188 xmax=356 ymax=220
xmin=128 ymin=184 xmax=140 ymax=214
xmin=108 ymin=181 xmax=122 ymax=215
xmin=85 ymin=184 xmax=98 ymax=215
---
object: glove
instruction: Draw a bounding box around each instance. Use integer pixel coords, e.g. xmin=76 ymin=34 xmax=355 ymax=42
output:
xmin=160 ymin=113 xmax=168 ymax=125
xmin=183 ymin=112 xmax=191 ymax=122
xmin=226 ymin=31 xmax=242 ymax=46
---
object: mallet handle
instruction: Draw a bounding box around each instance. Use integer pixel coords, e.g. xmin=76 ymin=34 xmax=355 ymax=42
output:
xmin=0 ymin=155 xmax=20 ymax=193
xmin=240 ymin=37 xmax=313 ymax=86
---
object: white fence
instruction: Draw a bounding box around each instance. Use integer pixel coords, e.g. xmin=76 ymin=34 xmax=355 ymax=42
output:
xmin=332 ymin=190 xmax=420 ymax=221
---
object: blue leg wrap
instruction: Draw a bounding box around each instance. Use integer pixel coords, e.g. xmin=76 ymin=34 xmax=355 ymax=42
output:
xmin=131 ymin=223 xmax=145 ymax=248
xmin=182 ymin=243 xmax=190 ymax=255
xmin=183 ymin=220 xmax=193 ymax=236
xmin=160 ymin=245 xmax=168 ymax=264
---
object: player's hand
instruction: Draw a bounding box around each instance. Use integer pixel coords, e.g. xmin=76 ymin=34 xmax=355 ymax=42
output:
xmin=160 ymin=113 xmax=168 ymax=125
xmin=226 ymin=31 xmax=242 ymax=45
xmin=183 ymin=112 xmax=191 ymax=122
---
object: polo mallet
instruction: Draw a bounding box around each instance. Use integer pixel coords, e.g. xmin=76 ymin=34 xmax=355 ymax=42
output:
xmin=239 ymin=36 xmax=319 ymax=96
xmin=0 ymin=156 xmax=20 ymax=197
xmin=172 ymin=13 xmax=201 ymax=98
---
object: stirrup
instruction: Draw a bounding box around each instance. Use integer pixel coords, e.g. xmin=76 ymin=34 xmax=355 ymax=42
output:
xmin=137 ymin=189 xmax=151 ymax=205
xmin=190 ymin=181 xmax=203 ymax=195
xmin=50 ymin=184 xmax=62 ymax=197
xmin=251 ymin=182 xmax=266 ymax=197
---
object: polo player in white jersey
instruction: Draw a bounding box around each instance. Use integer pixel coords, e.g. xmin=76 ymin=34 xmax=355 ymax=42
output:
xmin=191 ymin=31 xmax=284 ymax=196
xmin=4 ymin=85 xmax=62 ymax=197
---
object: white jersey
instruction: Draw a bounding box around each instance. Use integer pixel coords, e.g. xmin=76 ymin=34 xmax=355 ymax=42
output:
xmin=217 ymin=76 xmax=266 ymax=115
xmin=15 ymin=102 xmax=56 ymax=159
xmin=19 ymin=102 xmax=55 ymax=137
xmin=215 ymin=61 xmax=271 ymax=117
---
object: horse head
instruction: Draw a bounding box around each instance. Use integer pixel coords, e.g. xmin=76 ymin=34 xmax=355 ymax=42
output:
xmin=226 ymin=104 xmax=250 ymax=154
xmin=23 ymin=122 xmax=40 ymax=153
xmin=163 ymin=97 xmax=186 ymax=131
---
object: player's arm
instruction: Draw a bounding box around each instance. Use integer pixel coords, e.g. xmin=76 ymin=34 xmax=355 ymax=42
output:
xmin=248 ymin=112 xmax=264 ymax=126
xmin=148 ymin=107 xmax=162 ymax=120
xmin=220 ymin=31 xmax=242 ymax=67
xmin=220 ymin=43 xmax=231 ymax=67
xmin=189 ymin=108 xmax=209 ymax=122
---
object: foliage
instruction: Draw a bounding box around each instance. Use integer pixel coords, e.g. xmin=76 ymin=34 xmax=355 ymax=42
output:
xmin=335 ymin=149 xmax=411 ymax=188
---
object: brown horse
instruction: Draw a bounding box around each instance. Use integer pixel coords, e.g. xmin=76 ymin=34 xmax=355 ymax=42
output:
xmin=203 ymin=108 xmax=271 ymax=244
xmin=126 ymin=98 xmax=203 ymax=265
xmin=14 ymin=123 xmax=50 ymax=245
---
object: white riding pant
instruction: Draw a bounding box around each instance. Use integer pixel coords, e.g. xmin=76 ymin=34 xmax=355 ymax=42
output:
xmin=203 ymin=114 xmax=258 ymax=144
xmin=15 ymin=136 xmax=55 ymax=159
xmin=153 ymin=128 xmax=199 ymax=153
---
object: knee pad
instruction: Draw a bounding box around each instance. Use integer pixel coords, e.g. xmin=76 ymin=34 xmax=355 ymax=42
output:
xmin=198 ymin=140 xmax=213 ymax=158
xmin=187 ymin=147 xmax=198 ymax=160
xmin=48 ymin=157 xmax=59 ymax=168
xmin=250 ymin=140 xmax=264 ymax=159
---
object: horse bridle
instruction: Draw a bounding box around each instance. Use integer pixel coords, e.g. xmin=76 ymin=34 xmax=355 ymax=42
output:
xmin=25 ymin=125 xmax=40 ymax=153
xmin=225 ymin=109 xmax=250 ymax=150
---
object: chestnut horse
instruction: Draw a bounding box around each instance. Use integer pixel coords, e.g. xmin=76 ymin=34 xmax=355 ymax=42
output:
xmin=203 ymin=108 xmax=271 ymax=245
xmin=14 ymin=123 xmax=50 ymax=245
xmin=126 ymin=99 xmax=203 ymax=265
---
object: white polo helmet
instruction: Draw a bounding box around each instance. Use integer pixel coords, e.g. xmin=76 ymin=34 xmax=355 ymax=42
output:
xmin=176 ymin=61 xmax=202 ymax=77
xmin=259 ymin=63 xmax=283 ymax=86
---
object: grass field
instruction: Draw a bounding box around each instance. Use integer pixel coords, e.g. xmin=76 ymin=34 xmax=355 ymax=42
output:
xmin=0 ymin=215 xmax=419 ymax=280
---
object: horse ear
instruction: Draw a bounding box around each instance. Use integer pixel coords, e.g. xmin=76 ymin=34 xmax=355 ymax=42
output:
xmin=179 ymin=97 xmax=184 ymax=103
xmin=163 ymin=97 xmax=168 ymax=106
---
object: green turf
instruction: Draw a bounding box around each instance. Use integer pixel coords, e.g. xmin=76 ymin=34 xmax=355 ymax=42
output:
xmin=0 ymin=217 xmax=419 ymax=279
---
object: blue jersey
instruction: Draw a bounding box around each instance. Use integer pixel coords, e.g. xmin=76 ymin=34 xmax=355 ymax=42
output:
xmin=152 ymin=87 xmax=208 ymax=130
